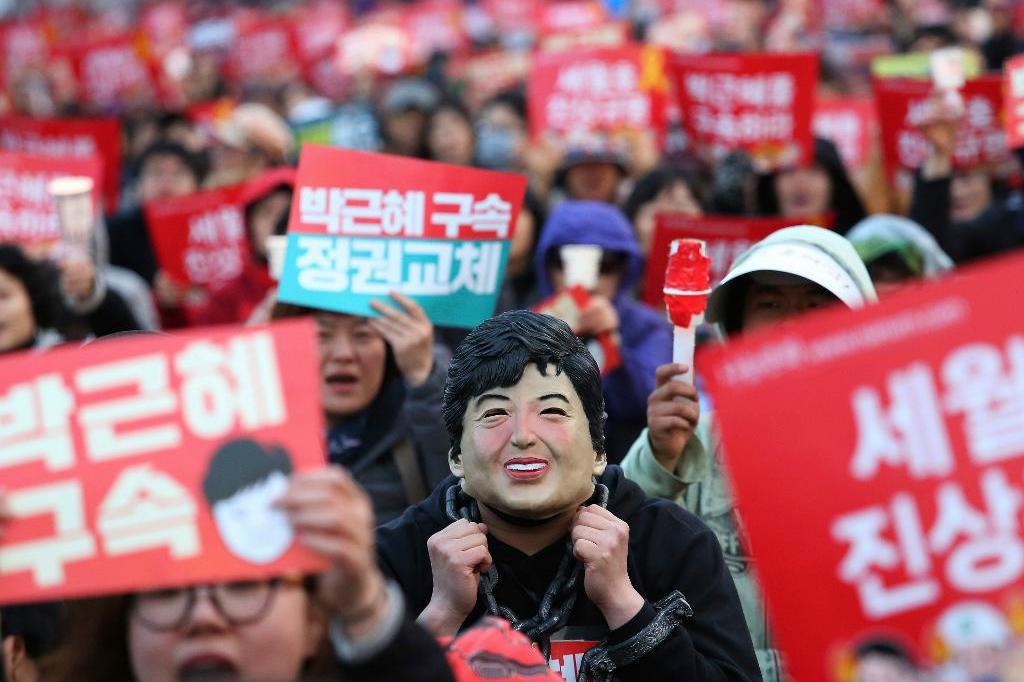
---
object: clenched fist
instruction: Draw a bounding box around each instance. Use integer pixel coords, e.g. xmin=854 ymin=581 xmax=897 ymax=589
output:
xmin=572 ymin=505 xmax=645 ymax=630
xmin=418 ymin=518 xmax=491 ymax=637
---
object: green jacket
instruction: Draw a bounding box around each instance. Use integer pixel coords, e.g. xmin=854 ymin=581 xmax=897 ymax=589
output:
xmin=621 ymin=419 xmax=785 ymax=682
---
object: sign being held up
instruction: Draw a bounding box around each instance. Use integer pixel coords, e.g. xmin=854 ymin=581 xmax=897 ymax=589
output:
xmin=0 ymin=320 xmax=328 ymax=604
xmin=701 ymin=252 xmax=1024 ymax=680
xmin=278 ymin=146 xmax=528 ymax=328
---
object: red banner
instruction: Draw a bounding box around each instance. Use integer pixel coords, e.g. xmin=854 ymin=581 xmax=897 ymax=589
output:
xmin=642 ymin=214 xmax=799 ymax=307
xmin=528 ymin=44 xmax=668 ymax=140
xmin=537 ymin=0 xmax=608 ymax=35
xmin=669 ymin=52 xmax=819 ymax=168
xmin=404 ymin=0 xmax=467 ymax=63
xmin=0 ymin=320 xmax=328 ymax=604
xmin=1004 ymin=55 xmax=1024 ymax=151
xmin=0 ymin=151 xmax=103 ymax=248
xmin=66 ymin=34 xmax=160 ymax=110
xmin=139 ymin=1 xmax=188 ymax=58
xmin=225 ymin=19 xmax=301 ymax=84
xmin=701 ymin=252 xmax=1024 ymax=680
xmin=814 ymin=97 xmax=877 ymax=174
xmin=292 ymin=0 xmax=349 ymax=63
xmin=0 ymin=116 xmax=120 ymax=212
xmin=145 ymin=183 xmax=249 ymax=288
xmin=874 ymin=76 xmax=1012 ymax=186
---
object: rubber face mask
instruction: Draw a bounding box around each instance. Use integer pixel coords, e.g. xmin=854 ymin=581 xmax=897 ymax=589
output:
xmin=451 ymin=363 xmax=605 ymax=519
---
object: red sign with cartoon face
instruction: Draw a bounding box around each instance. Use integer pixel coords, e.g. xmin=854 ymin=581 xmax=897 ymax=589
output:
xmin=701 ymin=252 xmax=1024 ymax=680
xmin=0 ymin=320 xmax=329 ymax=605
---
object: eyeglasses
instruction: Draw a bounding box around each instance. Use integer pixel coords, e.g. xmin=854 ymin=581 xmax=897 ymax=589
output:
xmin=131 ymin=577 xmax=305 ymax=632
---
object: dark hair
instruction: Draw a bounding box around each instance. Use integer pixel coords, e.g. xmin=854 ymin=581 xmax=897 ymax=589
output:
xmin=0 ymin=243 xmax=67 ymax=334
xmin=202 ymin=439 xmax=293 ymax=506
xmin=480 ymin=89 xmax=527 ymax=122
xmin=0 ymin=603 xmax=63 ymax=659
xmin=854 ymin=637 xmax=917 ymax=668
xmin=622 ymin=166 xmax=703 ymax=223
xmin=135 ymin=140 xmax=205 ymax=185
xmin=424 ymin=96 xmax=474 ymax=162
xmin=442 ymin=310 xmax=606 ymax=455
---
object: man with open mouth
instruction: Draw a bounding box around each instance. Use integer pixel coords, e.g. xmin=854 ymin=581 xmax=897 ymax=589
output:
xmin=377 ymin=310 xmax=760 ymax=681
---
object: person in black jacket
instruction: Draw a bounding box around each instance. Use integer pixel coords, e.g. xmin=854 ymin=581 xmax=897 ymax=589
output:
xmin=378 ymin=310 xmax=761 ymax=682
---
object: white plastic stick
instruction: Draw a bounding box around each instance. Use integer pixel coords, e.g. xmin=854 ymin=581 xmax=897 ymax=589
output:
xmin=672 ymin=313 xmax=703 ymax=385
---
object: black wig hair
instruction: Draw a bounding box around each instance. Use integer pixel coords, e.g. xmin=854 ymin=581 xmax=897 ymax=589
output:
xmin=202 ymin=438 xmax=293 ymax=506
xmin=442 ymin=310 xmax=606 ymax=455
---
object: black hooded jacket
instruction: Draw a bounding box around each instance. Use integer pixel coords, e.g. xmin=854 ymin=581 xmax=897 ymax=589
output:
xmin=377 ymin=466 xmax=762 ymax=682
xmin=757 ymin=137 xmax=867 ymax=235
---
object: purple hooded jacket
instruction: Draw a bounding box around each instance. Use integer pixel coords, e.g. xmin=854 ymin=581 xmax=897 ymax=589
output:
xmin=535 ymin=200 xmax=671 ymax=460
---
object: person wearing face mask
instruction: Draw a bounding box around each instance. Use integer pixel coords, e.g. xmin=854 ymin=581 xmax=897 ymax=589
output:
xmin=620 ymin=226 xmax=878 ymax=682
xmin=474 ymin=91 xmax=528 ymax=173
xmin=273 ymin=294 xmax=450 ymax=524
xmin=535 ymin=200 xmax=672 ymax=460
xmin=909 ymin=91 xmax=1024 ymax=264
xmin=378 ymin=310 xmax=761 ymax=681
xmin=756 ymin=138 xmax=867 ymax=234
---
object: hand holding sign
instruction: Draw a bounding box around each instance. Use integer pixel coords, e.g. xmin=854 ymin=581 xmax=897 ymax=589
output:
xmin=647 ymin=363 xmax=701 ymax=473
xmin=58 ymin=255 xmax=97 ymax=301
xmin=277 ymin=467 xmax=388 ymax=634
xmin=369 ymin=292 xmax=435 ymax=388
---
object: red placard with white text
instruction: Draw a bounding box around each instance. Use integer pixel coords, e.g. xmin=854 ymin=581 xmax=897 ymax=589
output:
xmin=814 ymin=98 xmax=877 ymax=174
xmin=874 ymin=76 xmax=1012 ymax=187
xmin=139 ymin=1 xmax=188 ymax=58
xmin=528 ymin=44 xmax=668 ymax=141
xmin=0 ymin=320 xmax=329 ymax=605
xmin=0 ymin=152 xmax=103 ymax=249
xmin=0 ymin=115 xmax=121 ymax=212
xmin=642 ymin=214 xmax=804 ymax=307
xmin=1003 ymin=55 xmax=1024 ymax=150
xmin=404 ymin=0 xmax=467 ymax=62
xmin=538 ymin=0 xmax=607 ymax=35
xmin=701 ymin=252 xmax=1024 ymax=680
xmin=144 ymin=183 xmax=248 ymax=289
xmin=669 ymin=52 xmax=819 ymax=168
xmin=66 ymin=34 xmax=160 ymax=110
xmin=225 ymin=19 xmax=301 ymax=84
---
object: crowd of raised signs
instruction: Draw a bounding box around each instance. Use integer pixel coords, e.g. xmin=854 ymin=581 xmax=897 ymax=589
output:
xmin=2 ymin=0 xmax=1024 ymax=681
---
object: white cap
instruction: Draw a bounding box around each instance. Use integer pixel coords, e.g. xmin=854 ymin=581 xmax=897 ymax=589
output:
xmin=936 ymin=602 xmax=1011 ymax=650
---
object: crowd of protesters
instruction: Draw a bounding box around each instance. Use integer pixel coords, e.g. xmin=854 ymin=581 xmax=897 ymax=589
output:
xmin=3 ymin=0 xmax=1024 ymax=680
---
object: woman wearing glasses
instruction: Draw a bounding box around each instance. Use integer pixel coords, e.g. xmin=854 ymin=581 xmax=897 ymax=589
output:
xmin=0 ymin=468 xmax=451 ymax=682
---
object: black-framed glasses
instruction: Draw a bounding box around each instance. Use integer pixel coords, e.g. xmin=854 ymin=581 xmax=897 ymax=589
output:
xmin=131 ymin=577 xmax=305 ymax=632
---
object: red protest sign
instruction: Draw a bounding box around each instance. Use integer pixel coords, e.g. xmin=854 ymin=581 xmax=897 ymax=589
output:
xmin=814 ymin=97 xmax=877 ymax=174
xmin=528 ymin=44 xmax=668 ymax=140
xmin=404 ymin=0 xmax=467 ymax=63
xmin=0 ymin=320 xmax=328 ymax=605
xmin=0 ymin=19 xmax=52 ymax=86
xmin=642 ymin=214 xmax=798 ymax=307
xmin=226 ymin=18 xmax=301 ymax=84
xmin=874 ymin=76 xmax=1012 ymax=187
xmin=449 ymin=50 xmax=532 ymax=112
xmin=669 ymin=52 xmax=819 ymax=168
xmin=537 ymin=0 xmax=608 ymax=35
xmin=145 ymin=183 xmax=249 ymax=288
xmin=1004 ymin=56 xmax=1024 ymax=150
xmin=292 ymin=0 xmax=349 ymax=63
xmin=139 ymin=0 xmax=188 ymax=58
xmin=66 ymin=33 xmax=160 ymax=110
xmin=481 ymin=0 xmax=541 ymax=35
xmin=538 ymin=21 xmax=631 ymax=54
xmin=0 ymin=116 xmax=121 ymax=212
xmin=288 ymin=146 xmax=527 ymax=242
xmin=0 ymin=151 xmax=103 ymax=249
xmin=700 ymin=252 xmax=1024 ymax=680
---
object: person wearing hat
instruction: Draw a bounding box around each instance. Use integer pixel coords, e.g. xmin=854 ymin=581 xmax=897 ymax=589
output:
xmin=379 ymin=78 xmax=440 ymax=159
xmin=207 ymin=103 xmax=295 ymax=188
xmin=847 ymin=214 xmax=955 ymax=298
xmin=620 ymin=226 xmax=878 ymax=682
xmin=555 ymin=137 xmax=630 ymax=205
xmin=934 ymin=601 xmax=1014 ymax=681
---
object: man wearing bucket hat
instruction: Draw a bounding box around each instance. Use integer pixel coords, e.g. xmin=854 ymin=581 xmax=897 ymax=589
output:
xmin=620 ymin=225 xmax=878 ymax=681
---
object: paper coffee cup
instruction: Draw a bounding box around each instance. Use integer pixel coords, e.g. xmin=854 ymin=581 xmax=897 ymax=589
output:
xmin=48 ymin=176 xmax=95 ymax=251
xmin=560 ymin=244 xmax=603 ymax=291
xmin=266 ymin=235 xmax=288 ymax=281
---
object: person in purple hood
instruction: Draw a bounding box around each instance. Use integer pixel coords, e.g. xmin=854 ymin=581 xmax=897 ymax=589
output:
xmin=535 ymin=200 xmax=671 ymax=460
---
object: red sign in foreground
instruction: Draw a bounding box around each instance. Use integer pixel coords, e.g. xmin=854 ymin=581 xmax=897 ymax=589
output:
xmin=701 ymin=252 xmax=1024 ymax=680
xmin=0 ymin=320 xmax=328 ymax=605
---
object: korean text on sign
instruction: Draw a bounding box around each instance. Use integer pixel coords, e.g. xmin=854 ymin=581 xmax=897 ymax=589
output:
xmin=0 ymin=320 xmax=327 ymax=604
xmin=278 ymin=146 xmax=528 ymax=329
xmin=701 ymin=252 xmax=1024 ymax=680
